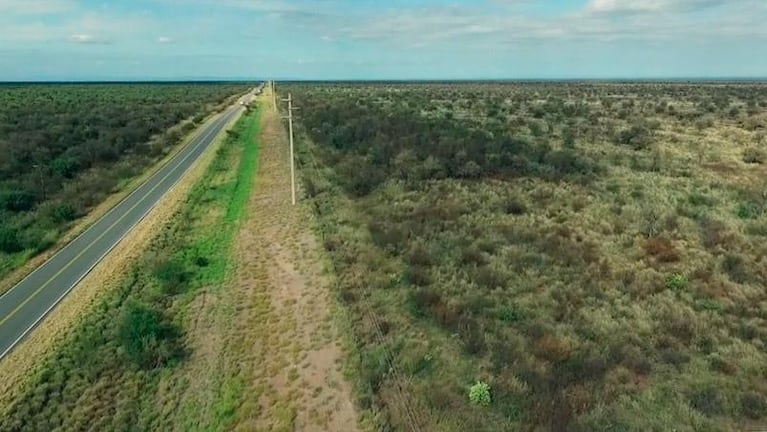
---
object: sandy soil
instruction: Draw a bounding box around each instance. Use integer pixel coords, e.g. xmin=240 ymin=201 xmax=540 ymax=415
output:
xmin=225 ymin=91 xmax=360 ymax=431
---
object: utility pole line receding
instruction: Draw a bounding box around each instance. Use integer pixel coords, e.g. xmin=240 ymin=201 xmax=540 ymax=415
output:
xmin=283 ymin=93 xmax=297 ymax=206
xmin=272 ymin=80 xmax=277 ymax=112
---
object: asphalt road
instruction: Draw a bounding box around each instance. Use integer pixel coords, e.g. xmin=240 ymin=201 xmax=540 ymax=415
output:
xmin=0 ymin=100 xmax=247 ymax=360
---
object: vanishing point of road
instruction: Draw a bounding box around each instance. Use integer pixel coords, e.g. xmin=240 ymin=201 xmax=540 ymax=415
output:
xmin=0 ymin=99 xmax=248 ymax=360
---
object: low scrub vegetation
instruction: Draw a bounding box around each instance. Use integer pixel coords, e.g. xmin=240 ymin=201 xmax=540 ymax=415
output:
xmin=288 ymin=82 xmax=767 ymax=431
xmin=0 ymin=83 xmax=250 ymax=279
xmin=0 ymin=108 xmax=260 ymax=431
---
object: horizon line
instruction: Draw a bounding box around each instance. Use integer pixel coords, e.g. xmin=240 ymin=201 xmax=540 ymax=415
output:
xmin=2 ymin=76 xmax=767 ymax=84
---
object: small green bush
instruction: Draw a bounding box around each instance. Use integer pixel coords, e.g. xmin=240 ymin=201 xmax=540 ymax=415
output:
xmin=0 ymin=227 xmax=23 ymax=253
xmin=741 ymin=392 xmax=767 ymax=419
xmin=117 ymin=300 xmax=182 ymax=369
xmin=469 ymin=381 xmax=492 ymax=406
xmin=51 ymin=203 xmax=77 ymax=223
xmin=736 ymin=202 xmax=760 ymax=220
xmin=689 ymin=385 xmax=724 ymax=416
xmin=666 ymin=273 xmax=688 ymax=290
xmin=498 ymin=305 xmax=523 ymax=323
xmin=688 ymin=193 xmax=714 ymax=207
xmin=743 ymin=147 xmax=765 ymax=164
xmin=153 ymin=259 xmax=189 ymax=295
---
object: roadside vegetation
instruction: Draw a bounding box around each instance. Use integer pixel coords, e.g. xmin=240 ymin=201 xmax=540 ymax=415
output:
xmin=0 ymin=83 xmax=250 ymax=279
xmin=286 ymin=82 xmax=767 ymax=431
xmin=0 ymin=106 xmax=260 ymax=431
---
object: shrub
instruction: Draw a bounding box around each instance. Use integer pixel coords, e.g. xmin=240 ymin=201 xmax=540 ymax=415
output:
xmin=688 ymin=193 xmax=714 ymax=207
xmin=498 ymin=304 xmax=523 ymax=323
xmin=153 ymin=259 xmax=189 ymax=295
xmin=50 ymin=157 xmax=80 ymax=178
xmin=666 ymin=273 xmax=688 ymax=290
xmin=0 ymin=226 xmax=23 ymax=253
xmin=721 ymin=253 xmax=751 ymax=284
xmin=117 ymin=300 xmax=182 ymax=369
xmin=503 ymin=197 xmax=527 ymax=215
xmin=469 ymin=381 xmax=492 ymax=406
xmin=736 ymin=201 xmax=762 ymax=219
xmin=408 ymin=288 xmax=442 ymax=318
xmin=545 ymin=149 xmax=597 ymax=178
xmin=0 ymin=190 xmax=37 ymax=212
xmin=643 ymin=237 xmax=680 ymax=263
xmin=50 ymin=203 xmax=77 ymax=223
xmin=743 ymin=147 xmax=765 ymax=164
xmin=404 ymin=265 xmax=432 ymax=287
xmin=688 ymin=385 xmax=724 ymax=416
xmin=698 ymin=218 xmax=731 ymax=250
xmin=745 ymin=222 xmax=767 ymax=237
xmin=741 ymin=392 xmax=767 ymax=419
xmin=615 ymin=124 xmax=653 ymax=150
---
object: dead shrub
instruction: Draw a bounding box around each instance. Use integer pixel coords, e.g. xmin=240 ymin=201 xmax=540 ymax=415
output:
xmin=535 ymin=334 xmax=573 ymax=364
xmin=643 ymin=237 xmax=681 ymax=263
xmin=699 ymin=217 xmax=733 ymax=250
xmin=722 ymin=253 xmax=752 ymax=284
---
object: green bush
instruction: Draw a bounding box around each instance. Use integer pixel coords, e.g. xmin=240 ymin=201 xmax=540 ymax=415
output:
xmin=153 ymin=259 xmax=190 ymax=295
xmin=117 ymin=300 xmax=182 ymax=369
xmin=741 ymin=392 xmax=767 ymax=419
xmin=0 ymin=226 xmax=23 ymax=253
xmin=0 ymin=190 xmax=37 ymax=212
xmin=666 ymin=273 xmax=688 ymax=290
xmin=689 ymin=385 xmax=724 ymax=416
xmin=469 ymin=381 xmax=492 ymax=406
xmin=50 ymin=203 xmax=77 ymax=223
xmin=743 ymin=147 xmax=765 ymax=164
xmin=615 ymin=124 xmax=654 ymax=150
xmin=498 ymin=305 xmax=523 ymax=323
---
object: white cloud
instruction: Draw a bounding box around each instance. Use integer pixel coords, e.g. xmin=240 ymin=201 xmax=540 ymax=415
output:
xmin=296 ymin=1 xmax=766 ymax=48
xmin=68 ymin=33 xmax=110 ymax=44
xmin=586 ymin=0 xmax=726 ymax=15
xmin=157 ymin=36 xmax=173 ymax=43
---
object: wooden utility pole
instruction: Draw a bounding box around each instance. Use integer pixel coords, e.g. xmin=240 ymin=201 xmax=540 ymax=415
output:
xmin=272 ymin=81 xmax=277 ymax=112
xmin=282 ymin=93 xmax=296 ymax=205
xmin=32 ymin=164 xmax=46 ymax=200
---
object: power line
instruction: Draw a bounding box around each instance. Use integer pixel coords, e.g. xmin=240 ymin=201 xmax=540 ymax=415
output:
xmin=282 ymin=92 xmax=297 ymax=206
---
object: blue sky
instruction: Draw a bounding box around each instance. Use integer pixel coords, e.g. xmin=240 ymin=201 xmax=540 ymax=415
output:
xmin=1 ymin=0 xmax=766 ymax=80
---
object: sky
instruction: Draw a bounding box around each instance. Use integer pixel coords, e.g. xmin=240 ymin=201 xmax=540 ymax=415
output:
xmin=1 ymin=0 xmax=766 ymax=81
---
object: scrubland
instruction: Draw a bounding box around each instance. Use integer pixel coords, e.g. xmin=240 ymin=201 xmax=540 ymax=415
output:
xmin=0 ymin=83 xmax=250 ymax=281
xmin=0 ymin=104 xmax=259 ymax=431
xmin=286 ymin=82 xmax=767 ymax=431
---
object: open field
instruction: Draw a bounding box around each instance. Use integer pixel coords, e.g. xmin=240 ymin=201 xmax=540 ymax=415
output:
xmin=285 ymin=82 xmax=767 ymax=431
xmin=0 ymin=99 xmax=258 ymax=431
xmin=0 ymin=83 xmax=251 ymax=281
